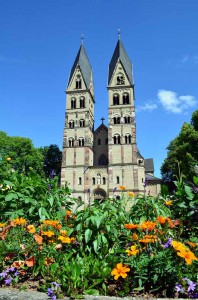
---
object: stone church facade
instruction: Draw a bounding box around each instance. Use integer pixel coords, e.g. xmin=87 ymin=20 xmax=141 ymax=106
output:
xmin=61 ymin=38 xmax=161 ymax=203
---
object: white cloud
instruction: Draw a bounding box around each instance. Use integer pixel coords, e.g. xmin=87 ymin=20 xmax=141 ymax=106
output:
xmin=181 ymin=55 xmax=189 ymax=63
xmin=158 ymin=89 xmax=197 ymax=114
xmin=181 ymin=54 xmax=198 ymax=64
xmin=136 ymin=102 xmax=158 ymax=112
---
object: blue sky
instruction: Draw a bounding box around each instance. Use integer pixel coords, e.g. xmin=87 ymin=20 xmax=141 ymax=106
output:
xmin=0 ymin=0 xmax=198 ymax=178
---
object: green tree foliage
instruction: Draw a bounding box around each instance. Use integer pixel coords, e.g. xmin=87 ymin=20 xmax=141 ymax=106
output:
xmin=161 ymin=110 xmax=198 ymax=184
xmin=39 ymin=144 xmax=62 ymax=178
xmin=0 ymin=131 xmax=44 ymax=178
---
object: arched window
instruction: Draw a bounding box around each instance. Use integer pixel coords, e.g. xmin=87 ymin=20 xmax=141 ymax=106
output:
xmin=68 ymin=138 xmax=74 ymax=147
xmin=125 ymin=134 xmax=132 ymax=144
xmin=116 ymin=176 xmax=120 ymax=184
xmin=98 ymin=154 xmax=108 ymax=165
xmin=76 ymin=75 xmax=82 ymax=89
xmin=113 ymin=116 xmax=121 ymax=124
xmin=79 ymin=138 xmax=84 ymax=147
xmin=92 ymin=177 xmax=96 ymax=185
xmin=113 ymin=134 xmax=121 ymax=144
xmin=78 ymin=177 xmax=82 ymax=185
xmin=98 ymin=139 xmax=101 ymax=145
xmin=113 ymin=94 xmax=119 ymax=105
xmin=69 ymin=120 xmax=74 ymax=128
xmin=80 ymin=97 xmax=85 ymax=108
xmin=123 ymin=93 xmax=129 ymax=104
xmin=124 ymin=116 xmax=131 ymax=124
xmin=78 ymin=196 xmax=82 ymax=201
xmin=117 ymin=74 xmax=125 ymax=85
xmin=71 ymin=98 xmax=76 ymax=109
xmin=102 ymin=177 xmax=106 ymax=185
xmin=79 ymin=119 xmax=85 ymax=127
xmin=97 ymin=173 xmax=101 ymax=185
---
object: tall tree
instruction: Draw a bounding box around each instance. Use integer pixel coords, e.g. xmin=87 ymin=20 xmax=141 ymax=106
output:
xmin=39 ymin=144 xmax=62 ymax=178
xmin=0 ymin=131 xmax=44 ymax=177
xmin=161 ymin=110 xmax=198 ymax=185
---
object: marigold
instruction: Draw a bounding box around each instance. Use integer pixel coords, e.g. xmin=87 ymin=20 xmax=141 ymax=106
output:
xmin=66 ymin=210 xmax=72 ymax=216
xmin=124 ymin=223 xmax=139 ymax=230
xmin=126 ymin=245 xmax=139 ymax=256
xmin=58 ymin=235 xmax=71 ymax=243
xmin=128 ymin=192 xmax=135 ymax=197
xmin=187 ymin=241 xmax=196 ymax=248
xmin=27 ymin=225 xmax=36 ymax=234
xmin=4 ymin=253 xmax=15 ymax=261
xmin=44 ymin=257 xmax=54 ymax=266
xmin=172 ymin=240 xmax=186 ymax=252
xmin=167 ymin=218 xmax=175 ymax=228
xmin=41 ymin=231 xmax=55 ymax=238
xmin=43 ymin=220 xmax=60 ymax=228
xmin=165 ymin=200 xmax=173 ymax=206
xmin=111 ymin=263 xmax=130 ymax=280
xmin=132 ymin=233 xmax=138 ymax=240
xmin=177 ymin=249 xmax=198 ymax=265
xmin=119 ymin=186 xmax=126 ymax=191
xmin=156 ymin=216 xmax=167 ymax=224
xmin=13 ymin=217 xmax=26 ymax=226
xmin=0 ymin=223 xmax=6 ymax=228
xmin=12 ymin=260 xmax=25 ymax=269
xmin=59 ymin=230 xmax=67 ymax=236
xmin=141 ymin=221 xmax=156 ymax=231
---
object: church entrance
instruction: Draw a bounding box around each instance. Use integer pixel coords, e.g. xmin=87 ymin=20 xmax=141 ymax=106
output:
xmin=93 ymin=188 xmax=106 ymax=201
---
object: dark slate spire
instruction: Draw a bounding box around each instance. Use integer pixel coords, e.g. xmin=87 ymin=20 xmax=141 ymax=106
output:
xmin=68 ymin=44 xmax=92 ymax=89
xmin=108 ymin=40 xmax=133 ymax=85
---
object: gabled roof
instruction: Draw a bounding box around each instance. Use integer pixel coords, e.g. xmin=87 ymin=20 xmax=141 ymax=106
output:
xmin=146 ymin=174 xmax=162 ymax=182
xmin=68 ymin=45 xmax=92 ymax=89
xmin=108 ymin=40 xmax=133 ymax=85
xmin=144 ymin=158 xmax=154 ymax=173
xmin=94 ymin=123 xmax=108 ymax=135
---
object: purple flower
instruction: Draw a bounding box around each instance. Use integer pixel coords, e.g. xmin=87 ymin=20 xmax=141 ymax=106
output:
xmin=4 ymin=277 xmax=13 ymax=285
xmin=7 ymin=267 xmax=15 ymax=272
xmin=14 ymin=271 xmax=19 ymax=277
xmin=187 ymin=281 xmax=196 ymax=292
xmin=88 ymin=188 xmax=91 ymax=194
xmin=175 ymin=284 xmax=184 ymax=293
xmin=0 ymin=271 xmax=8 ymax=278
xmin=52 ymin=282 xmax=61 ymax=287
xmin=143 ymin=177 xmax=148 ymax=188
xmin=47 ymin=288 xmax=54 ymax=296
xmin=113 ymin=187 xmax=117 ymax=193
xmin=163 ymin=238 xmax=172 ymax=248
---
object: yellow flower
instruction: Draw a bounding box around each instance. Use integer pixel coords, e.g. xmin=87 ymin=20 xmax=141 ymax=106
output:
xmin=126 ymin=245 xmax=139 ymax=256
xmin=58 ymin=235 xmax=71 ymax=243
xmin=119 ymin=186 xmax=126 ymax=191
xmin=172 ymin=240 xmax=186 ymax=252
xmin=27 ymin=225 xmax=36 ymax=234
xmin=111 ymin=263 xmax=130 ymax=280
xmin=0 ymin=223 xmax=6 ymax=228
xmin=128 ymin=192 xmax=135 ymax=197
xmin=177 ymin=249 xmax=198 ymax=265
xmin=165 ymin=200 xmax=173 ymax=206
xmin=41 ymin=231 xmax=55 ymax=238
xmin=6 ymin=157 xmax=11 ymax=162
xmin=13 ymin=217 xmax=26 ymax=226
xmin=44 ymin=257 xmax=54 ymax=266
xmin=59 ymin=230 xmax=67 ymax=236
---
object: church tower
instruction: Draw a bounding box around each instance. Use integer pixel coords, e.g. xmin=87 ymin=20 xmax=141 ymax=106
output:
xmin=107 ymin=38 xmax=145 ymax=194
xmin=61 ymin=43 xmax=95 ymax=201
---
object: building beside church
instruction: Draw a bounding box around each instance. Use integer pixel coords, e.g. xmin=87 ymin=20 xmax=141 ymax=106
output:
xmin=61 ymin=38 xmax=161 ymax=203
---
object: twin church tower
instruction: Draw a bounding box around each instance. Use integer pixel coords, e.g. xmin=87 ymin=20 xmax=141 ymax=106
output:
xmin=61 ymin=37 xmax=160 ymax=203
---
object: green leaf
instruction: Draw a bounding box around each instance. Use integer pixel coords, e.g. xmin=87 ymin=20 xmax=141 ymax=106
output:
xmin=185 ymin=185 xmax=194 ymax=200
xmin=3 ymin=180 xmax=15 ymax=187
xmin=48 ymin=196 xmax=54 ymax=207
xmin=5 ymin=193 xmax=18 ymax=201
xmin=93 ymin=239 xmax=98 ymax=253
xmin=85 ymin=229 xmax=92 ymax=243
xmin=83 ymin=289 xmax=99 ymax=295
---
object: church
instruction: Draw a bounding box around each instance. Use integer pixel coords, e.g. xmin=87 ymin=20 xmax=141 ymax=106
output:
xmin=61 ymin=37 xmax=161 ymax=203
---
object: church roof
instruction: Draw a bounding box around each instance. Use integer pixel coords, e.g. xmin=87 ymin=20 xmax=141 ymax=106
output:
xmin=94 ymin=123 xmax=108 ymax=135
xmin=108 ymin=39 xmax=133 ymax=85
xmin=144 ymin=158 xmax=154 ymax=173
xmin=68 ymin=45 xmax=92 ymax=89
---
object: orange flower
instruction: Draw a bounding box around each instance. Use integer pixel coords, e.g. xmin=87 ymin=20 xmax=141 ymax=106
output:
xmin=141 ymin=221 xmax=156 ymax=231
xmin=187 ymin=241 xmax=195 ymax=248
xmin=128 ymin=192 xmax=135 ymax=197
xmin=12 ymin=260 xmax=25 ymax=269
xmin=43 ymin=220 xmax=61 ymax=229
xmin=27 ymin=225 xmax=36 ymax=234
xmin=59 ymin=230 xmax=67 ymax=236
xmin=70 ymin=237 xmax=76 ymax=243
xmin=132 ymin=233 xmax=138 ymax=240
xmin=156 ymin=216 xmax=167 ymax=224
xmin=41 ymin=231 xmax=55 ymax=238
xmin=66 ymin=210 xmax=72 ymax=216
xmin=177 ymin=249 xmax=198 ymax=265
xmin=58 ymin=235 xmax=71 ymax=243
xmin=139 ymin=235 xmax=158 ymax=244
xmin=126 ymin=245 xmax=139 ymax=256
xmin=19 ymin=270 xmax=26 ymax=276
xmin=119 ymin=186 xmax=126 ymax=191
xmin=124 ymin=223 xmax=139 ymax=230
xmin=111 ymin=263 xmax=130 ymax=280
xmin=165 ymin=200 xmax=173 ymax=206
xmin=44 ymin=257 xmax=54 ymax=266
xmin=172 ymin=240 xmax=186 ymax=251
xmin=167 ymin=218 xmax=175 ymax=228
xmin=25 ymin=256 xmax=36 ymax=267
xmin=13 ymin=217 xmax=26 ymax=226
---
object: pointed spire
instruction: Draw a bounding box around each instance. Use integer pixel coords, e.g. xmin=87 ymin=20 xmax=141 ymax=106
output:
xmin=117 ymin=28 xmax=121 ymax=40
xmin=68 ymin=41 xmax=92 ymax=89
xmin=108 ymin=39 xmax=133 ymax=85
